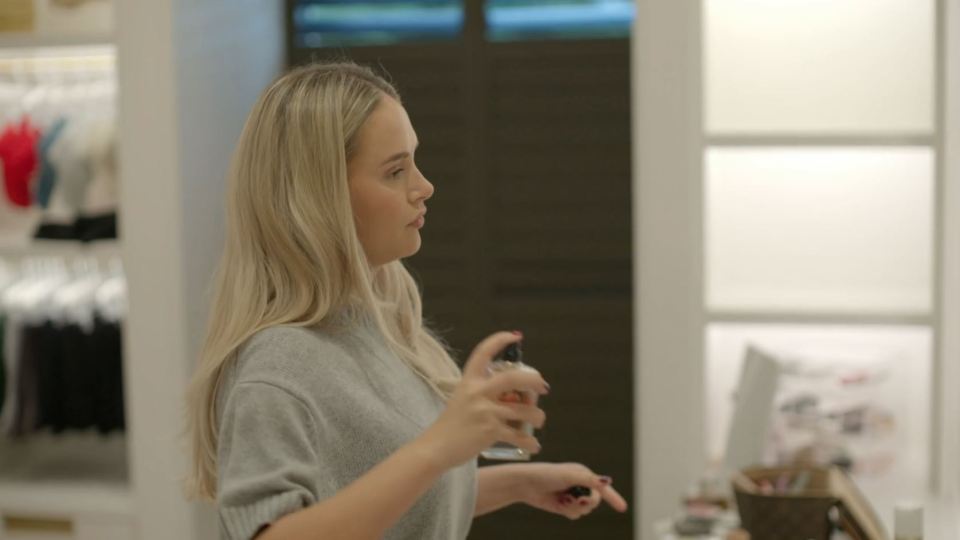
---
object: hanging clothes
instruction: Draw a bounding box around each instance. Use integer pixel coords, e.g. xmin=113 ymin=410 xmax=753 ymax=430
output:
xmin=0 ymin=316 xmax=5 ymax=418
xmin=0 ymin=260 xmax=126 ymax=437
xmin=0 ymin=117 xmax=42 ymax=208
xmin=91 ymin=316 xmax=124 ymax=433
xmin=34 ymin=117 xmax=68 ymax=209
xmin=11 ymin=322 xmax=41 ymax=437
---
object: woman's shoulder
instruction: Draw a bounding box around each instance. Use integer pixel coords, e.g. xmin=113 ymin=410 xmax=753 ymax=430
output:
xmin=230 ymin=324 xmax=360 ymax=391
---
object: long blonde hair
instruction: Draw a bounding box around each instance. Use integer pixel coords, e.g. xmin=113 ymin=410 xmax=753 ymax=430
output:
xmin=185 ymin=62 xmax=462 ymax=501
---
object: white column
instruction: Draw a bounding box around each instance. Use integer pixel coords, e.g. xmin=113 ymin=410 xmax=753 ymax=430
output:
xmin=115 ymin=1 xmax=284 ymax=538
xmin=632 ymin=1 xmax=704 ymax=538
xmin=939 ymin=0 xmax=960 ymax=500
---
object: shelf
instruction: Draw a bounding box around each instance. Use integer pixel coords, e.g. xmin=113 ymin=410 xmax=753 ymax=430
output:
xmin=0 ymin=432 xmax=130 ymax=517
xmin=706 ymin=310 xmax=934 ymax=327
xmin=0 ymin=239 xmax=120 ymax=259
xmin=0 ymin=480 xmax=132 ymax=518
xmin=0 ymin=33 xmax=114 ymax=50
xmin=706 ymin=134 xmax=936 ymax=147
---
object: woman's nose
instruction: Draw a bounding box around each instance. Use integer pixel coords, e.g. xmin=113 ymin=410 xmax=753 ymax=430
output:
xmin=412 ymin=167 xmax=434 ymax=201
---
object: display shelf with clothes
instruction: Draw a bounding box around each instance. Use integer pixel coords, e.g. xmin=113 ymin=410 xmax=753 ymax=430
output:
xmin=0 ymin=46 xmax=118 ymax=245
xmin=0 ymin=253 xmax=127 ymax=439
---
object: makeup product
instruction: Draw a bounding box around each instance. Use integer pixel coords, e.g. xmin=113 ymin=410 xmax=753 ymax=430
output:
xmin=893 ymin=503 xmax=923 ymax=540
xmin=565 ymin=485 xmax=592 ymax=498
xmin=789 ymin=471 xmax=811 ymax=494
xmin=775 ymin=473 xmax=790 ymax=493
xmin=480 ymin=340 xmax=539 ymax=461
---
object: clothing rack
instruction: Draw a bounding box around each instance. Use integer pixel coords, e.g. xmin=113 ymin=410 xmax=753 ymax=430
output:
xmin=0 ymin=45 xmax=118 ymax=246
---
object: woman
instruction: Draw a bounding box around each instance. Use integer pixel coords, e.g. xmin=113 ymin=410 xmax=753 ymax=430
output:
xmin=185 ymin=62 xmax=627 ymax=540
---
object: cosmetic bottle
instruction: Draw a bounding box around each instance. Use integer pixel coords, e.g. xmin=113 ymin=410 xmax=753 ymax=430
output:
xmin=480 ymin=341 xmax=538 ymax=461
xmin=894 ymin=503 xmax=923 ymax=540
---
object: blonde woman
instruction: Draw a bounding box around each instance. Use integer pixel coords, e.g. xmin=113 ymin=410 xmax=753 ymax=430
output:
xmin=185 ymin=62 xmax=627 ymax=540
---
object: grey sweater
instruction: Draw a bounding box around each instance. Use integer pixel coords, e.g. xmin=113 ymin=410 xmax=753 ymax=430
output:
xmin=215 ymin=315 xmax=477 ymax=540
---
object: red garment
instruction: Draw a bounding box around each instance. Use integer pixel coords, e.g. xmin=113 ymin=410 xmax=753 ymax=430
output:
xmin=0 ymin=118 xmax=42 ymax=207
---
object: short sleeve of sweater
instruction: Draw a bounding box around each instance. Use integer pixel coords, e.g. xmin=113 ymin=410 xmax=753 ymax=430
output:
xmin=217 ymin=380 xmax=326 ymax=540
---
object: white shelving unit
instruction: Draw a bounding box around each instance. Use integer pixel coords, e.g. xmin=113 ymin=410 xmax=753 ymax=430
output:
xmin=634 ymin=0 xmax=960 ymax=538
xmin=0 ymin=35 xmax=112 ymax=49
xmin=1 ymin=0 xmax=287 ymax=538
xmin=0 ymin=2 xmax=130 ymax=535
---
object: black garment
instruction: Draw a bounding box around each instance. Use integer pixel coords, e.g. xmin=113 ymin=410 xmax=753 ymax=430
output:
xmin=33 ymin=212 xmax=117 ymax=242
xmin=11 ymin=324 xmax=42 ymax=437
xmin=91 ymin=317 xmax=124 ymax=433
xmin=14 ymin=318 xmax=125 ymax=436
xmin=76 ymin=213 xmax=117 ymax=242
xmin=32 ymin=223 xmax=76 ymax=241
xmin=61 ymin=323 xmax=98 ymax=430
xmin=0 ymin=316 xmax=5 ymax=418
xmin=36 ymin=322 xmax=67 ymax=432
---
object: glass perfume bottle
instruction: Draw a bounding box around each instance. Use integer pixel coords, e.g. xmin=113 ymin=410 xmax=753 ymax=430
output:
xmin=480 ymin=341 xmax=539 ymax=461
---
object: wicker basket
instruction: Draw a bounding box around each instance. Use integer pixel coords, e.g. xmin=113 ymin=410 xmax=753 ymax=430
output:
xmin=733 ymin=466 xmax=838 ymax=540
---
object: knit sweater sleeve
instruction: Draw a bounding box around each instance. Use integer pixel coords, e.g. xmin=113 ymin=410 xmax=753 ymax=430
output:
xmin=216 ymin=379 xmax=326 ymax=540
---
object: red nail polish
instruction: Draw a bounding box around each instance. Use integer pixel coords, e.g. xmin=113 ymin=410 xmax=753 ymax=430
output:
xmin=512 ymin=330 xmax=523 ymax=338
xmin=599 ymin=476 xmax=612 ymax=485
xmin=579 ymin=500 xmax=589 ymax=506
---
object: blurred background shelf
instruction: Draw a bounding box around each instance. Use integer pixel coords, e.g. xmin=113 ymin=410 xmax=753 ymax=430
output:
xmin=0 ymin=432 xmax=129 ymax=517
xmin=0 ymin=33 xmax=113 ymax=49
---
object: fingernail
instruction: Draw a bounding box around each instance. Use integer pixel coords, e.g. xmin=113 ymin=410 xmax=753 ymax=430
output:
xmin=599 ymin=476 xmax=612 ymax=485
xmin=579 ymin=500 xmax=589 ymax=506
xmin=512 ymin=330 xmax=523 ymax=338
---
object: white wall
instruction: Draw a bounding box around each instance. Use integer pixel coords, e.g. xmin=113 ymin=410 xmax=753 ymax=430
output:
xmin=115 ymin=1 xmax=284 ymax=538
xmin=632 ymin=1 xmax=704 ymax=538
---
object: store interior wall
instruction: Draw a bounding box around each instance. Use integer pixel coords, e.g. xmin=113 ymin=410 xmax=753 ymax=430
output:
xmin=632 ymin=1 xmax=704 ymax=537
xmin=116 ymin=1 xmax=284 ymax=539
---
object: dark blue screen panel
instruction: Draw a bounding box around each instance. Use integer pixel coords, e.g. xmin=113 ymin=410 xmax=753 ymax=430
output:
xmin=486 ymin=0 xmax=634 ymax=42
xmin=293 ymin=0 xmax=465 ymax=48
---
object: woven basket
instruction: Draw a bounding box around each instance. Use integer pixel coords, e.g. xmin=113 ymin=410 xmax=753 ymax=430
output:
xmin=733 ymin=466 xmax=838 ymax=540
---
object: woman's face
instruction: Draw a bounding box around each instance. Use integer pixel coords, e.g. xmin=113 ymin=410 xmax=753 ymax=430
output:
xmin=348 ymin=96 xmax=434 ymax=267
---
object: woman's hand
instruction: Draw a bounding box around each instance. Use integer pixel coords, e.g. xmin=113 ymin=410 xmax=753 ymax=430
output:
xmin=416 ymin=332 xmax=549 ymax=470
xmin=516 ymin=462 xmax=628 ymax=520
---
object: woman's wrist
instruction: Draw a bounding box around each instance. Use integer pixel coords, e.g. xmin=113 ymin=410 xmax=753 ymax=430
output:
xmin=489 ymin=463 xmax=537 ymax=505
xmin=407 ymin=431 xmax=462 ymax=477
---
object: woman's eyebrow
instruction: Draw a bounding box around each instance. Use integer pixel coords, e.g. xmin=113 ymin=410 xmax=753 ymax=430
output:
xmin=379 ymin=142 xmax=419 ymax=167
xmin=380 ymin=151 xmax=409 ymax=166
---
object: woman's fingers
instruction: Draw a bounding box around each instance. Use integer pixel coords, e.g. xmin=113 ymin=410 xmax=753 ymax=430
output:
xmin=495 ymin=425 xmax=540 ymax=455
xmin=485 ymin=369 xmax=549 ymax=398
xmin=462 ymin=332 xmax=522 ymax=379
xmin=496 ymin=403 xmax=546 ymax=429
xmin=600 ymin=484 xmax=629 ymax=513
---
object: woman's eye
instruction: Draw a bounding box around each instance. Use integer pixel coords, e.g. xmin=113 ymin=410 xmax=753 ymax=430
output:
xmin=389 ymin=168 xmax=405 ymax=179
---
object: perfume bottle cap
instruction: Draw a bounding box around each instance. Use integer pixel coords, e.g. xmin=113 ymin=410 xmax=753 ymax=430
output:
xmin=499 ymin=341 xmax=523 ymax=362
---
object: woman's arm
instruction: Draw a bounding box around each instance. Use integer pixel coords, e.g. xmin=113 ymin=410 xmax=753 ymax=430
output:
xmin=259 ymin=438 xmax=443 ymax=540
xmin=474 ymin=464 xmax=528 ymax=516
xmin=474 ymin=462 xmax=629 ymax=520
xmin=259 ymin=331 xmax=548 ymax=540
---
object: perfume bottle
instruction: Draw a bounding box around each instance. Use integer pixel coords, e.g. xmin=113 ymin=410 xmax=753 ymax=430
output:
xmin=480 ymin=340 xmax=539 ymax=461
